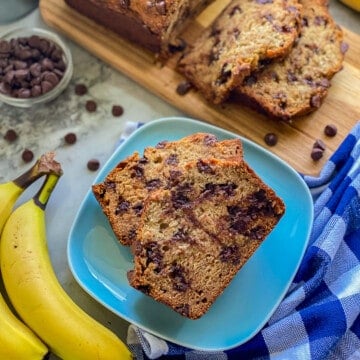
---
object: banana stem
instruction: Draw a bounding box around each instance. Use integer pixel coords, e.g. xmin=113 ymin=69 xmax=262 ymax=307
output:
xmin=34 ymin=173 xmax=62 ymax=210
xmin=14 ymin=152 xmax=62 ymax=189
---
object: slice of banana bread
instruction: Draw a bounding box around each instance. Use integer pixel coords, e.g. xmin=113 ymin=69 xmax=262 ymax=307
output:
xmin=92 ymin=133 xmax=243 ymax=246
xmin=235 ymin=0 xmax=347 ymax=120
xmin=128 ymin=158 xmax=285 ymax=319
xmin=177 ymin=0 xmax=302 ymax=104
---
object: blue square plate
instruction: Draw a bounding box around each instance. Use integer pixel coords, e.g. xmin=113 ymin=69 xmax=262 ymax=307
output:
xmin=67 ymin=117 xmax=313 ymax=351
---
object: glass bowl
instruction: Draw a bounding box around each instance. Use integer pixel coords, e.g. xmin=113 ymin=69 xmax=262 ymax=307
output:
xmin=0 ymin=27 xmax=73 ymax=108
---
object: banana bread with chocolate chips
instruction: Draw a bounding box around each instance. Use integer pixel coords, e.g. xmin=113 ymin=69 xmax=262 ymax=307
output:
xmin=177 ymin=0 xmax=302 ymax=104
xmin=128 ymin=158 xmax=285 ymax=319
xmin=235 ymin=0 xmax=347 ymax=120
xmin=92 ymin=133 xmax=243 ymax=246
xmin=64 ymin=0 xmax=214 ymax=59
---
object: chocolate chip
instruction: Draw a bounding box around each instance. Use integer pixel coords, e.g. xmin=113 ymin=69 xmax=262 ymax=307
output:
xmin=313 ymin=139 xmax=326 ymax=151
xmin=155 ymin=1 xmax=166 ymax=15
xmin=220 ymin=244 xmax=240 ymax=265
xmin=4 ymin=129 xmax=18 ymax=142
xmin=31 ymin=85 xmax=42 ymax=97
xmin=87 ymin=158 xmax=100 ymax=171
xmin=311 ymin=148 xmax=323 ymax=161
xmin=40 ymin=58 xmax=54 ymax=71
xmin=115 ymin=197 xmax=130 ymax=215
xmin=43 ymin=71 xmax=59 ymax=86
xmin=176 ymin=81 xmax=192 ymax=95
xmin=169 ymin=264 xmax=189 ymax=292
xmin=27 ymin=35 xmax=42 ymax=49
xmin=310 ymin=94 xmax=322 ymax=108
xmin=264 ymin=133 xmax=278 ymax=146
xmin=22 ymin=149 xmax=34 ymax=163
xmin=74 ymin=83 xmax=87 ymax=96
xmin=168 ymin=38 xmax=187 ymax=53
xmin=64 ymin=132 xmax=77 ymax=144
xmin=29 ymin=62 xmax=42 ymax=77
xmin=85 ymin=100 xmax=97 ymax=112
xmin=146 ymin=178 xmax=161 ymax=190
xmin=0 ymin=40 xmax=11 ymax=54
xmin=119 ymin=0 xmax=130 ymax=7
xmin=41 ymin=80 xmax=54 ymax=93
xmin=340 ymin=42 xmax=349 ymax=54
xmin=165 ymin=154 xmax=178 ymax=165
xmin=112 ymin=105 xmax=124 ymax=117
xmin=204 ymin=134 xmax=217 ymax=146
xmin=324 ymin=124 xmax=337 ymax=137
xmin=216 ymin=64 xmax=232 ymax=85
xmin=17 ymin=88 xmax=31 ymax=98
xmin=196 ymin=159 xmax=215 ymax=174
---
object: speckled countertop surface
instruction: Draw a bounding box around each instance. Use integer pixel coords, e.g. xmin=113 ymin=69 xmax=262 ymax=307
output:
xmin=0 ymin=2 xmax=359 ymax=359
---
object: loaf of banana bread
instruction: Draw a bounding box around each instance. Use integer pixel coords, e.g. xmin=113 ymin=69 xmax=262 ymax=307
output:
xmin=64 ymin=0 xmax=214 ymax=59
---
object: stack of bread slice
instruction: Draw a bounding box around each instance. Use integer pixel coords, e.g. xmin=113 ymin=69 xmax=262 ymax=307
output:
xmin=177 ymin=0 xmax=347 ymax=120
xmin=93 ymin=133 xmax=285 ymax=319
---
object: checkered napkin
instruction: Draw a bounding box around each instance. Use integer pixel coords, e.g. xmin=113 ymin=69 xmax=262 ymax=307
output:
xmin=119 ymin=121 xmax=360 ymax=360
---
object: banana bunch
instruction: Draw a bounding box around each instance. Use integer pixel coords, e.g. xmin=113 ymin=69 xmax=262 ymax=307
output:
xmin=0 ymin=152 xmax=61 ymax=360
xmin=0 ymin=155 xmax=132 ymax=359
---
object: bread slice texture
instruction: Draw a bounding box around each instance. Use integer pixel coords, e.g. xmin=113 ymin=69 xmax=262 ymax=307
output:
xmin=128 ymin=158 xmax=285 ymax=319
xmin=235 ymin=0 xmax=347 ymax=120
xmin=92 ymin=133 xmax=243 ymax=246
xmin=177 ymin=0 xmax=302 ymax=104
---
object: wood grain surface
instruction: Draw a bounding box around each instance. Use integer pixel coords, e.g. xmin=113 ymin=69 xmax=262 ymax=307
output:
xmin=40 ymin=0 xmax=360 ymax=175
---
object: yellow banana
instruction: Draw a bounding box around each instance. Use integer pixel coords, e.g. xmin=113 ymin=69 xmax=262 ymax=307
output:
xmin=1 ymin=173 xmax=133 ymax=360
xmin=340 ymin=0 xmax=360 ymax=11
xmin=0 ymin=152 xmax=62 ymax=360
xmin=0 ymin=293 xmax=49 ymax=359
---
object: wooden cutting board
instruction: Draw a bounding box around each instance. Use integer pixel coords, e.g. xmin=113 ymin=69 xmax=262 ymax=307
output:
xmin=40 ymin=0 xmax=360 ymax=175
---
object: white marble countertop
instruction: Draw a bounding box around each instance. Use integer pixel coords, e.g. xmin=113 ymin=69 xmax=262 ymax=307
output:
xmin=0 ymin=2 xmax=359 ymax=359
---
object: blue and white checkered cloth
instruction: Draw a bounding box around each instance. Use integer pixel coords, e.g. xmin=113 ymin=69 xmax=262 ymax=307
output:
xmin=120 ymin=121 xmax=360 ymax=360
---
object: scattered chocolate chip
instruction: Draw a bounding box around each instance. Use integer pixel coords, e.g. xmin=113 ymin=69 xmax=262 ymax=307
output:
xmin=85 ymin=100 xmax=97 ymax=112
xmin=324 ymin=124 xmax=337 ymax=137
xmin=310 ymin=138 xmax=326 ymax=161
xmin=87 ymin=158 xmax=100 ymax=171
xmin=22 ymin=149 xmax=34 ymax=163
xmin=176 ymin=81 xmax=192 ymax=95
xmin=64 ymin=132 xmax=77 ymax=144
xmin=264 ymin=132 xmax=278 ymax=146
xmin=112 ymin=105 xmax=124 ymax=117
xmin=313 ymin=139 xmax=326 ymax=151
xmin=311 ymin=148 xmax=324 ymax=161
xmin=4 ymin=129 xmax=18 ymax=142
xmin=74 ymin=83 xmax=88 ymax=96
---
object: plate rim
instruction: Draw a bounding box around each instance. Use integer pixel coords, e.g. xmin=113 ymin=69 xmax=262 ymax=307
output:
xmin=67 ymin=116 xmax=314 ymax=351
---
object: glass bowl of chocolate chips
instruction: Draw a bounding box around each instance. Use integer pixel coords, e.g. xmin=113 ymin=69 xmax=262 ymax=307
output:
xmin=0 ymin=27 xmax=73 ymax=108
